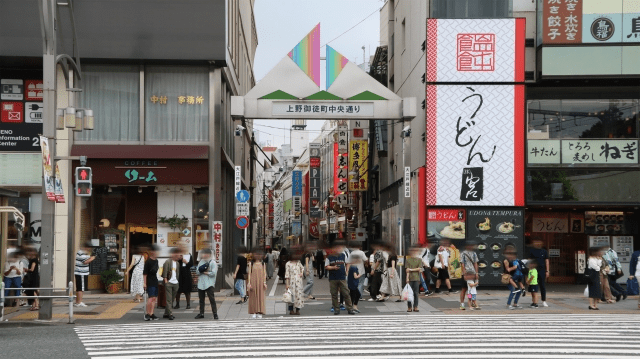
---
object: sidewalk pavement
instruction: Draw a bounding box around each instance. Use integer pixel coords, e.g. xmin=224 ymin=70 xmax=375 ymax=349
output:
xmin=2 ymin=276 xmax=639 ymax=324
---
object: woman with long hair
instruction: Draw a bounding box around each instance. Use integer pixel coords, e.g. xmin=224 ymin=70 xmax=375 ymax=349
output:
xmin=265 ymin=248 xmax=275 ymax=280
xmin=247 ymin=248 xmax=267 ymax=318
xmin=285 ymin=246 xmax=305 ymax=315
xmin=378 ymin=243 xmax=402 ymax=302
xmin=126 ymin=249 xmax=147 ymax=303
xmin=587 ymin=247 xmax=603 ymax=310
xmin=175 ymin=252 xmax=194 ymax=309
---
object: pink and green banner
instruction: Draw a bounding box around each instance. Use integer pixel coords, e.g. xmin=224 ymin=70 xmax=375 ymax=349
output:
xmin=288 ymin=23 xmax=321 ymax=87
xmin=326 ymin=45 xmax=349 ymax=89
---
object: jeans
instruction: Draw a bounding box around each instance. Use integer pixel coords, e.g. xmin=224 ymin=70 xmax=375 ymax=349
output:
xmin=3 ymin=277 xmax=21 ymax=297
xmin=608 ymin=275 xmax=625 ymax=297
xmin=164 ymin=282 xmax=179 ymax=316
xmin=235 ymin=279 xmax=246 ymax=298
xmin=507 ymin=283 xmax=521 ymax=306
xmin=303 ymin=275 xmax=314 ymax=296
xmin=420 ymin=272 xmax=430 ymax=293
xmin=408 ymin=280 xmax=420 ymax=308
xmin=198 ymin=286 xmax=217 ymax=315
xmin=357 ymin=275 xmax=365 ymax=297
xmin=329 ymin=280 xmax=353 ymax=312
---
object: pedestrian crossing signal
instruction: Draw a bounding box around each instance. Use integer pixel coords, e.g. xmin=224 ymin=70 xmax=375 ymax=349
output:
xmin=75 ymin=166 xmax=92 ymax=197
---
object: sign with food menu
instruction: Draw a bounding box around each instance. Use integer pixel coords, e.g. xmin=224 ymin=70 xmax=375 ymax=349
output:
xmin=585 ymin=211 xmax=626 ymax=235
xmin=467 ymin=208 xmax=525 ymax=286
xmin=427 ymin=209 xmax=466 ymax=280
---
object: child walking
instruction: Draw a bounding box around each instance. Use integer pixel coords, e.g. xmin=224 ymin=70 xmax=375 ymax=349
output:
xmin=464 ymin=271 xmax=479 ymax=310
xmin=527 ymin=259 xmax=539 ymax=308
xmin=348 ymin=255 xmax=363 ymax=313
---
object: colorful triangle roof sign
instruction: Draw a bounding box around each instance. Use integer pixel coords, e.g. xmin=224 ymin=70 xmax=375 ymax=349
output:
xmin=326 ymin=45 xmax=349 ymax=90
xmin=288 ymin=23 xmax=321 ymax=88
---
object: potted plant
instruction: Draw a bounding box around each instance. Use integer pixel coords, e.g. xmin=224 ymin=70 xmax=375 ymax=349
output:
xmin=100 ymin=269 xmax=124 ymax=294
xmin=158 ymin=214 xmax=189 ymax=230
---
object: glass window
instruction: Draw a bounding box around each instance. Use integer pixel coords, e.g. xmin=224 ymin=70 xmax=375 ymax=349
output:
xmin=77 ymin=65 xmax=140 ymax=141
xmin=145 ymin=66 xmax=209 ymax=141
xmin=527 ymin=169 xmax=640 ymax=203
xmin=430 ymin=0 xmax=512 ymax=19
xmin=527 ymin=100 xmax=639 ymax=139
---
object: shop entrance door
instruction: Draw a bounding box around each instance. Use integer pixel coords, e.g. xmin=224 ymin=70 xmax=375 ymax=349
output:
xmin=125 ymin=225 xmax=155 ymax=290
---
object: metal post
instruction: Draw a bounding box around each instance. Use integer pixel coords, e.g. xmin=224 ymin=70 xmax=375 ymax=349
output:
xmin=1 ymin=281 xmax=5 ymax=321
xmin=68 ymin=281 xmax=74 ymax=324
xmin=401 ymin=123 xmax=412 ymax=284
xmin=39 ymin=0 xmax=57 ymax=320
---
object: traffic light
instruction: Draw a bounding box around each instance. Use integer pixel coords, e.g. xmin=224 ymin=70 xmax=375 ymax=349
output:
xmin=75 ymin=166 xmax=92 ymax=197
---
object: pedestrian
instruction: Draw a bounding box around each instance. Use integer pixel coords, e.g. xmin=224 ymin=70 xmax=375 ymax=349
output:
xmin=348 ymin=254 xmax=363 ymax=313
xmin=327 ymin=240 xmax=356 ymax=315
xmin=527 ymin=239 xmax=550 ymax=307
xmin=143 ymin=245 xmax=160 ymax=321
xmin=526 ymin=259 xmax=540 ymax=308
xmin=587 ymin=247 xmax=603 ymax=310
xmin=368 ymin=243 xmax=385 ymax=301
xmin=175 ymin=252 xmax=193 ymax=309
xmin=285 ymin=247 xmax=305 ymax=315
xmin=598 ymin=250 xmax=615 ymax=304
xmin=194 ymin=248 xmax=218 ymax=320
xmin=247 ymin=249 xmax=267 ymax=319
xmin=23 ymin=248 xmax=40 ymax=311
xmin=378 ymin=243 xmax=402 ymax=302
xmin=278 ymin=248 xmax=289 ymax=284
xmin=434 ymin=240 xmax=456 ymax=294
xmin=627 ymin=249 xmax=640 ymax=310
xmin=126 ymin=249 xmax=146 ymax=303
xmin=265 ymin=248 xmax=275 ymax=280
xmin=162 ymin=248 xmax=181 ymax=320
xmin=233 ymin=246 xmax=248 ymax=305
xmin=419 ymin=246 xmax=432 ymax=296
xmin=464 ymin=271 xmax=479 ymax=310
xmin=74 ymin=241 xmax=95 ymax=307
xmin=3 ymin=251 xmax=23 ymax=307
xmin=603 ymin=246 xmax=626 ymax=301
xmin=349 ymin=242 xmax=367 ymax=297
xmin=459 ymin=241 xmax=479 ymax=310
xmin=503 ymin=247 xmax=526 ymax=297
xmin=503 ymin=246 xmax=523 ymax=310
xmin=405 ymin=246 xmax=423 ymax=312
xmin=303 ymin=243 xmax=315 ymax=300
xmin=316 ymin=248 xmax=325 ymax=279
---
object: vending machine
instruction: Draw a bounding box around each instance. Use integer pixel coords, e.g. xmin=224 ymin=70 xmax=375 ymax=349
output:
xmin=612 ymin=236 xmax=634 ymax=284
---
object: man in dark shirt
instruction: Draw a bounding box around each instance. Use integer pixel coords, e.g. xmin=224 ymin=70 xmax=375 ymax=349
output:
xmin=527 ymin=239 xmax=550 ymax=307
xmin=143 ymin=245 xmax=160 ymax=321
xmin=233 ymin=246 xmax=248 ymax=304
xmin=326 ymin=240 xmax=356 ymax=315
xmin=316 ymin=249 xmax=325 ymax=279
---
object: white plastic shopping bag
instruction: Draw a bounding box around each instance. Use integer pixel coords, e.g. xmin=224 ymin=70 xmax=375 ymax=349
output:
xmin=583 ymin=286 xmax=589 ymax=298
xmin=401 ymin=283 xmax=414 ymax=303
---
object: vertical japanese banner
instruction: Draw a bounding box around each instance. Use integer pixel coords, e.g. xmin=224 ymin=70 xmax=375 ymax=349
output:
xmin=348 ymin=140 xmax=368 ymax=191
xmin=39 ymin=136 xmax=55 ymax=201
xmin=543 ymin=0 xmax=583 ymax=44
xmin=54 ymin=163 xmax=65 ymax=203
xmin=334 ymin=143 xmax=348 ymax=206
xmin=212 ymin=221 xmax=223 ymax=266
xmin=309 ymin=142 xmax=322 ymax=218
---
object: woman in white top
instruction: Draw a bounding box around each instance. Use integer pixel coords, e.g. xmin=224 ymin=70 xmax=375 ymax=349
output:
xmin=126 ymin=251 xmax=147 ymax=303
xmin=587 ymin=247 xmax=603 ymax=310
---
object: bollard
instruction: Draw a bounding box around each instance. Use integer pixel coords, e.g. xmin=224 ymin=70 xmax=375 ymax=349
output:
xmin=68 ymin=281 xmax=74 ymax=324
xmin=1 ymin=281 xmax=4 ymax=321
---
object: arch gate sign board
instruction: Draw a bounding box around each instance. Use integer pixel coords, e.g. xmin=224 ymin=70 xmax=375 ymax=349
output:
xmin=231 ymin=24 xmax=416 ymax=121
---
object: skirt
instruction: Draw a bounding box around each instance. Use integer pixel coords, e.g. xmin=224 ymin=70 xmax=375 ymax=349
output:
xmin=588 ymin=273 xmax=602 ymax=299
xmin=380 ymin=268 xmax=402 ymax=296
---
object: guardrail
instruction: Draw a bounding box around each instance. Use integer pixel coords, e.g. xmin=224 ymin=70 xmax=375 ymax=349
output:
xmin=1 ymin=281 xmax=75 ymax=324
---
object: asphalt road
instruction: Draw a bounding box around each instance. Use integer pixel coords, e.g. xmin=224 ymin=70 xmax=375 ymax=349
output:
xmin=1 ymin=322 xmax=88 ymax=359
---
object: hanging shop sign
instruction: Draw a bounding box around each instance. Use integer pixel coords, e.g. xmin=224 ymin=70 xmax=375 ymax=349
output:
xmin=348 ymin=140 xmax=368 ymax=191
xmin=39 ymin=136 xmax=55 ymax=201
xmin=337 ymin=125 xmax=349 ymax=152
xmin=527 ymin=140 xmax=561 ymax=164
xmin=585 ymin=211 xmax=627 ymax=235
xmin=272 ymin=102 xmax=374 ymax=118
xmin=235 ymin=166 xmax=242 ymax=193
xmin=467 ymin=208 xmax=525 ymax=285
xmin=309 ymin=143 xmax=322 ymax=219
xmin=292 ymin=220 xmax=302 ymax=236
xmin=292 ymin=170 xmax=303 ymax=196
xmin=532 ymin=214 xmax=568 ymax=233
xmin=528 ymin=139 xmax=639 ymax=165
xmin=212 ymin=221 xmax=223 ymax=266
xmin=72 ymin=159 xmax=208 ymax=185
xmin=334 ymin=142 xmax=348 ymax=195
xmin=54 ymin=164 xmax=65 ymax=203
xmin=309 ymin=220 xmax=319 ymax=238
xmin=425 ymin=84 xmax=525 ymax=207
xmin=426 ymin=18 xmax=526 ymax=83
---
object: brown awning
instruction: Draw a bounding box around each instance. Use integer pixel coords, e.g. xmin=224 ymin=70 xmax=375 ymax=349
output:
xmin=71 ymin=145 xmax=209 ymax=159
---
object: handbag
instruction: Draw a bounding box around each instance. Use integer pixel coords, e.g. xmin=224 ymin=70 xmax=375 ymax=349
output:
xmin=627 ymin=277 xmax=639 ymax=296
xmin=282 ymin=289 xmax=293 ymax=304
xmin=198 ymin=261 xmax=210 ymax=274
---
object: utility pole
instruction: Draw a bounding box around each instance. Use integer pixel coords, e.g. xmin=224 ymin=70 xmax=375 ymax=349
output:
xmin=401 ymin=123 xmax=412 ymax=285
xmin=38 ymin=0 xmax=57 ymax=320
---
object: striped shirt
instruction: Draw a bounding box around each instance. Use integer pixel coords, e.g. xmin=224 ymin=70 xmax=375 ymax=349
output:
xmin=75 ymin=250 xmax=91 ymax=276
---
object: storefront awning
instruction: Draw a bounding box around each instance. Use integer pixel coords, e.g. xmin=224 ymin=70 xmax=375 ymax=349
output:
xmin=71 ymin=145 xmax=209 ymax=159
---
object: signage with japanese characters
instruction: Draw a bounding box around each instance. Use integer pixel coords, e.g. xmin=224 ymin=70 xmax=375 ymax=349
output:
xmin=235 ymin=166 xmax=242 ymax=193
xmin=426 ymin=18 xmax=526 ymax=83
xmin=212 ymin=221 xmax=223 ymax=266
xmin=426 ymin=84 xmax=525 ymax=206
xmin=292 ymin=170 xmax=302 ymax=196
xmin=337 ymin=125 xmax=349 ymax=152
xmin=543 ymin=0 xmax=583 ymax=43
xmin=528 ymin=140 xmax=561 ymax=164
xmin=124 ymin=169 xmax=158 ymax=183
xmin=40 ymin=136 xmax=55 ymax=201
xmin=236 ymin=202 xmax=249 ymax=216
xmin=533 ymin=216 xmax=568 ymax=233
xmin=562 ymin=139 xmax=638 ymax=164
xmin=272 ymin=102 xmax=374 ymax=118
xmin=348 ymin=140 xmax=368 ymax=191
xmin=309 ymin=142 xmax=322 ymax=218
xmin=404 ymin=167 xmax=411 ymax=197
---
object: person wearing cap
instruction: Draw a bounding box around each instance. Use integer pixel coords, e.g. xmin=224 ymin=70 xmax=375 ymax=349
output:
xmin=459 ymin=241 xmax=479 ymax=310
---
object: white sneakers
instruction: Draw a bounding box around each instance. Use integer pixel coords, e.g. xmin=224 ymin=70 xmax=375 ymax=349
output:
xmin=250 ymin=314 xmax=263 ymax=319
xmin=542 ymin=301 xmax=549 ymax=307
xmin=74 ymin=302 xmax=87 ymax=307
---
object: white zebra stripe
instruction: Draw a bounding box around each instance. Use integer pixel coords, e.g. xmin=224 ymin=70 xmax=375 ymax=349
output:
xmin=75 ymin=314 xmax=640 ymax=359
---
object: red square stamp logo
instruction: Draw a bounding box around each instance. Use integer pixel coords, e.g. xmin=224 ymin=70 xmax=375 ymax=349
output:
xmin=457 ymin=33 xmax=496 ymax=72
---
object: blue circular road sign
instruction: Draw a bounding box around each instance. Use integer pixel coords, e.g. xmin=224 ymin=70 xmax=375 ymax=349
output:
xmin=236 ymin=216 xmax=249 ymax=229
xmin=236 ymin=190 xmax=250 ymax=203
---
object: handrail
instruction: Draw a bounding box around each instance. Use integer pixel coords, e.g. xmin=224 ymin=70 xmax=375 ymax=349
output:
xmin=1 ymin=281 xmax=75 ymax=324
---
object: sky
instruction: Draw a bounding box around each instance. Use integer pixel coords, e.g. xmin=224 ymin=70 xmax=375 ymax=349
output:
xmin=252 ymin=0 xmax=384 ymax=148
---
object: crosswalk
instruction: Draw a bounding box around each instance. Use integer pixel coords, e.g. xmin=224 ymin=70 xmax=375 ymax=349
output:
xmin=75 ymin=314 xmax=640 ymax=359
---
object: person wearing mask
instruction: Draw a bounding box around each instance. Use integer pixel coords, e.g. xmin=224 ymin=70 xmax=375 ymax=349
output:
xmin=247 ymin=249 xmax=267 ymax=319
xmin=3 ymin=251 xmax=23 ymax=307
xmin=587 ymin=247 xmax=603 ymax=310
xmin=74 ymin=242 xmax=95 ymax=307
xmin=143 ymin=245 xmax=160 ymax=321
xmin=527 ymin=239 xmax=550 ymax=307
xmin=194 ymin=248 xmax=218 ymax=320
xmin=175 ymin=252 xmax=194 ymax=309
xmin=285 ymin=247 xmax=305 ymax=315
xmin=161 ymin=248 xmax=182 ymax=320
xmin=405 ymin=246 xmax=424 ymax=312
xmin=234 ymin=246 xmax=248 ymax=304
xmin=327 ymin=240 xmax=356 ymax=315
xmin=459 ymin=241 xmax=479 ymax=310
xmin=628 ymin=249 xmax=640 ymax=310
xmin=603 ymin=246 xmax=626 ymax=301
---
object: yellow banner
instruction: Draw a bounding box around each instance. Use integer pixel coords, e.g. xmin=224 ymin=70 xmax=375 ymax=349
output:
xmin=348 ymin=140 xmax=368 ymax=191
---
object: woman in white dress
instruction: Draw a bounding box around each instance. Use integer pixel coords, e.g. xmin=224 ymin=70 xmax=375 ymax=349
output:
xmin=378 ymin=244 xmax=402 ymax=302
xmin=127 ymin=251 xmax=147 ymax=302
